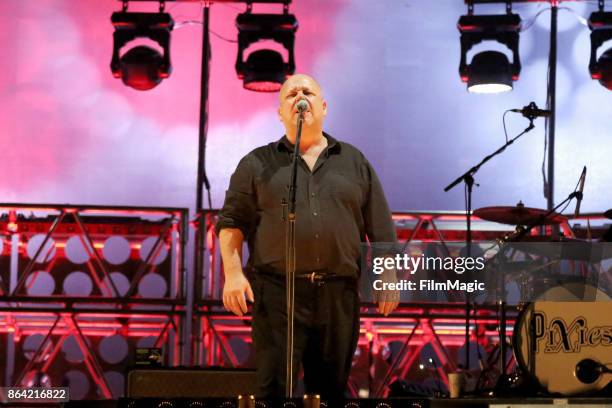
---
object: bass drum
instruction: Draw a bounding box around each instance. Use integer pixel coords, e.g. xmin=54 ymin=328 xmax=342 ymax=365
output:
xmin=513 ymin=283 xmax=612 ymax=395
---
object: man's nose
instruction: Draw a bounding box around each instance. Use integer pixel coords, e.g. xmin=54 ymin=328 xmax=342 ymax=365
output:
xmin=292 ymin=94 xmax=305 ymax=107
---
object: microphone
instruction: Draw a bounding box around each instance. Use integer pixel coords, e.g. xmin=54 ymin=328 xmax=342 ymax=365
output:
xmin=574 ymin=166 xmax=587 ymax=218
xmin=510 ymin=102 xmax=552 ymax=119
xmin=575 ymin=358 xmax=611 ymax=384
xmin=295 ymin=99 xmax=309 ymax=113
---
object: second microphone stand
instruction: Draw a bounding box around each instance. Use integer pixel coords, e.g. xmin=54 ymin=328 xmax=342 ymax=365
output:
xmin=284 ymin=109 xmax=305 ymax=397
xmin=444 ymin=118 xmax=535 ymax=375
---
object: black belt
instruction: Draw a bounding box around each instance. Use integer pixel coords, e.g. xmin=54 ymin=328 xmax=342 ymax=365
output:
xmin=296 ymin=272 xmax=336 ymax=284
xmin=258 ymin=271 xmax=352 ymax=286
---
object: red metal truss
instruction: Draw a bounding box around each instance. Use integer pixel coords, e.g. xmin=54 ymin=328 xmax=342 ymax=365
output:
xmin=0 ymin=203 xmax=188 ymax=301
xmin=0 ymin=309 xmax=183 ymax=399
xmin=0 ymin=204 xmax=606 ymax=399
xmin=0 ymin=204 xmax=189 ymax=400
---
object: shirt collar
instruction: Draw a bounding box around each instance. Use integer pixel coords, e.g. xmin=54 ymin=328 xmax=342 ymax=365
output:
xmin=275 ymin=132 xmax=341 ymax=154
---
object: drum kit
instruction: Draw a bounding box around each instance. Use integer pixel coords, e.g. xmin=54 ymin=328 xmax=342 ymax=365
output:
xmin=471 ymin=203 xmax=612 ymax=397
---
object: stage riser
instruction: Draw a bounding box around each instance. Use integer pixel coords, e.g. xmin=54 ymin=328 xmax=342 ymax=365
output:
xmin=127 ymin=368 xmax=258 ymax=398
xmin=10 ymin=398 xmax=606 ymax=408
xmin=114 ymin=398 xmax=612 ymax=408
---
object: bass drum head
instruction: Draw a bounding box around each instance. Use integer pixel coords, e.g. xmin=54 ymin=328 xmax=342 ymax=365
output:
xmin=513 ymin=283 xmax=611 ymax=396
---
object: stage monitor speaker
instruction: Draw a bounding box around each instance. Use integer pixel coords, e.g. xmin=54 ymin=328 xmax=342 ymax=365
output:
xmin=127 ymin=367 xmax=257 ymax=398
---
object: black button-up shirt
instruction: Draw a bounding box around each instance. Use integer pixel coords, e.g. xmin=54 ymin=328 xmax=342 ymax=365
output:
xmin=216 ymin=133 xmax=396 ymax=278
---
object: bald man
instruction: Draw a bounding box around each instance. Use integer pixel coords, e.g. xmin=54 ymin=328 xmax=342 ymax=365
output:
xmin=216 ymin=74 xmax=397 ymax=400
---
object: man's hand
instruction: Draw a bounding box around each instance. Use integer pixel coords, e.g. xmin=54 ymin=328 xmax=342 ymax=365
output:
xmin=377 ymin=295 xmax=399 ymax=316
xmin=375 ymin=259 xmax=400 ymax=316
xmin=222 ymin=272 xmax=254 ymax=316
xmin=219 ymin=228 xmax=253 ymax=316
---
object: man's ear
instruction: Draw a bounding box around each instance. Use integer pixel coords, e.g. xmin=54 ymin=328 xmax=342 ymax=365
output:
xmin=322 ymin=100 xmax=328 ymax=117
xmin=278 ymin=107 xmax=283 ymax=122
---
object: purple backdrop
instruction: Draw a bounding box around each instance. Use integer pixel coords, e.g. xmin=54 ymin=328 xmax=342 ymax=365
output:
xmin=1 ymin=0 xmax=610 ymax=213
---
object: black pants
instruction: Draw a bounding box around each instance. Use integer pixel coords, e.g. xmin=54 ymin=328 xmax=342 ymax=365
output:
xmin=251 ymin=274 xmax=360 ymax=400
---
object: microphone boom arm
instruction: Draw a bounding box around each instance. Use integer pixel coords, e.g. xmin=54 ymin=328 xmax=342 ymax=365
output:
xmin=444 ymin=121 xmax=535 ymax=192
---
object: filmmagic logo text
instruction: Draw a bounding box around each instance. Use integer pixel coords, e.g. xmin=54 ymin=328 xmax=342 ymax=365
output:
xmin=372 ymin=279 xmax=486 ymax=293
xmin=371 ymin=254 xmax=487 ymax=294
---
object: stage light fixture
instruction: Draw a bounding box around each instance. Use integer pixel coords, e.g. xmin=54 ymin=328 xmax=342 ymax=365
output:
xmin=110 ymin=3 xmax=174 ymax=91
xmin=588 ymin=8 xmax=612 ymax=91
xmin=458 ymin=11 xmax=521 ymax=93
xmin=235 ymin=8 xmax=298 ymax=92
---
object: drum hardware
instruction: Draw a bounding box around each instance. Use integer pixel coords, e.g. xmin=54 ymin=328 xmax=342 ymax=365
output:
xmin=587 ymin=218 xmax=592 ymax=241
xmin=480 ymin=251 xmax=556 ymax=396
xmin=472 ymin=302 xmax=515 ymax=395
xmin=474 ymin=202 xmax=566 ymax=227
xmin=487 ymin=230 xmax=610 ymax=302
xmin=496 ymin=225 xmax=530 ymax=244
xmin=479 ymin=242 xmax=542 ymax=392
xmin=514 ymin=236 xmax=606 ymax=263
xmin=484 ymin=254 xmax=561 ymax=303
xmin=600 ymin=209 xmax=612 ymax=242
xmin=448 ymin=160 xmax=589 ymax=393
xmin=479 ymin=202 xmax=579 ymax=298
xmin=491 ymin=369 xmax=539 ymax=397
xmin=469 ymin=307 xmax=540 ymax=397
xmin=511 ymin=235 xmax=582 ymax=244
xmin=485 ymin=209 xmax=609 ymax=395
xmin=575 ymin=358 xmax=612 ymax=385
xmin=498 ymin=300 xmax=507 ymax=388
xmin=602 ymin=224 xmax=612 ymax=243
xmin=498 ymin=259 xmax=556 ymax=298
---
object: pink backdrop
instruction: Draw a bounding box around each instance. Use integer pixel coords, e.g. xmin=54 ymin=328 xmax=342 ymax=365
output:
xmin=1 ymin=1 xmax=610 ymax=213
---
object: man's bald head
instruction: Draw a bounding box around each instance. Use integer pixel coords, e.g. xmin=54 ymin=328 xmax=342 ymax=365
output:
xmin=277 ymin=73 xmax=327 ymax=137
xmin=279 ymin=74 xmax=323 ymax=102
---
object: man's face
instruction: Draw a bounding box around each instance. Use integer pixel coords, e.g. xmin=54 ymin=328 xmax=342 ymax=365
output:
xmin=278 ymin=75 xmax=327 ymax=132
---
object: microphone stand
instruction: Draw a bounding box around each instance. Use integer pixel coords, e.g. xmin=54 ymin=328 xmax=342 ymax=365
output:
xmin=284 ymin=108 xmax=305 ymax=397
xmin=444 ymin=119 xmax=535 ymax=375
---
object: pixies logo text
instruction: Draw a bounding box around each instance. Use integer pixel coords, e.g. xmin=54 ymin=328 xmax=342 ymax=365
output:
xmin=531 ymin=311 xmax=612 ymax=353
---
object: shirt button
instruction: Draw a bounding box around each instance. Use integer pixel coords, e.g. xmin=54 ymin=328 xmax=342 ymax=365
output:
xmin=314 ymin=233 xmax=319 ymax=239
xmin=316 ymin=257 xmax=321 ymax=263
xmin=311 ymin=193 xmax=315 ymax=197
xmin=313 ymin=212 xmax=318 ymax=216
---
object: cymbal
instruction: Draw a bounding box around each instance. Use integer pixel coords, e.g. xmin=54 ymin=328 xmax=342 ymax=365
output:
xmin=605 ymin=209 xmax=612 ymax=219
xmin=474 ymin=205 xmax=566 ymax=226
